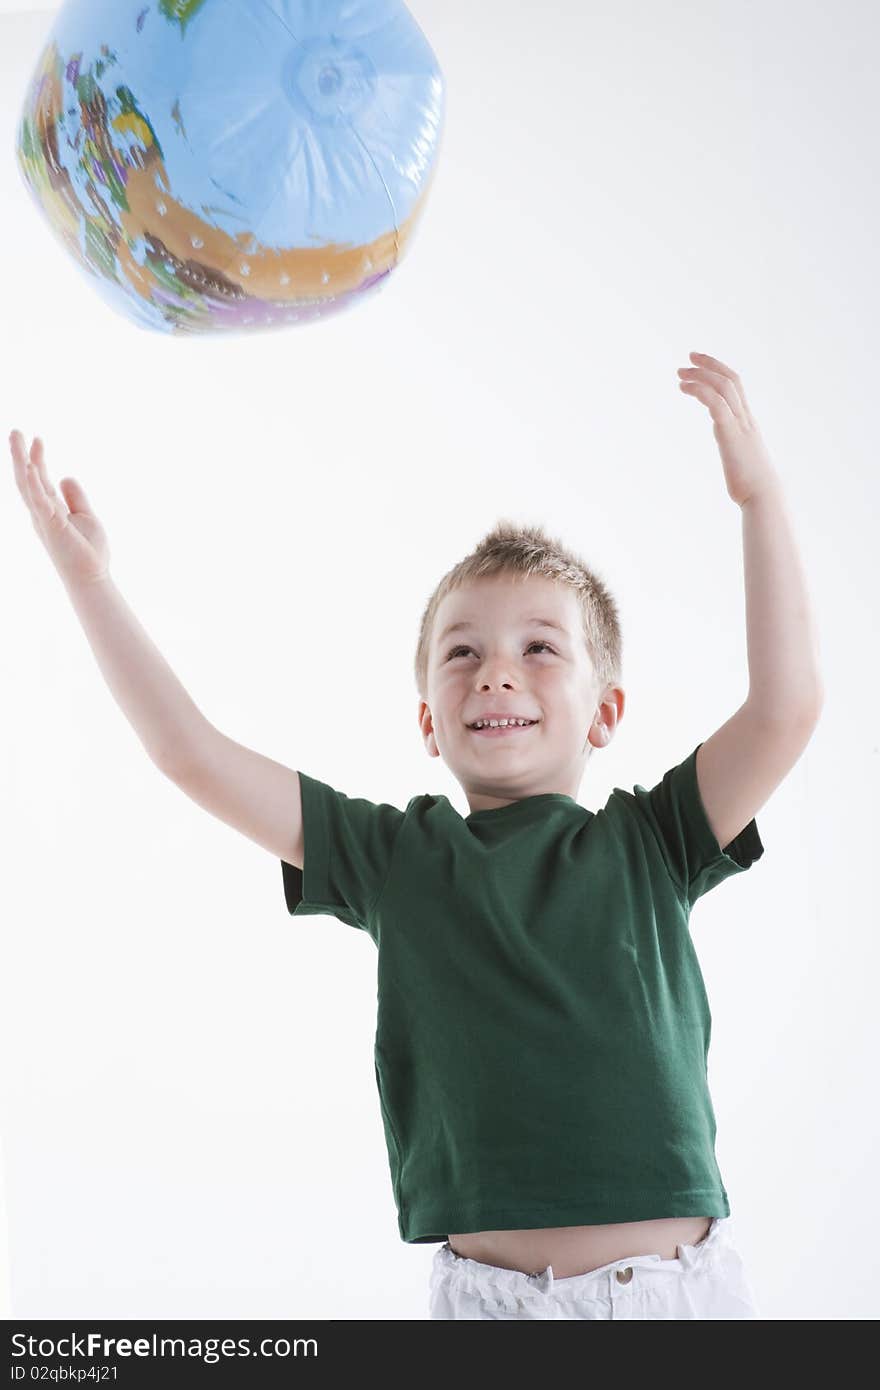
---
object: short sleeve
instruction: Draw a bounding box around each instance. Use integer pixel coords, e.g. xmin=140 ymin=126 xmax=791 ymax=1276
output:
xmin=631 ymin=742 xmax=764 ymax=908
xmin=280 ymin=772 xmax=406 ymax=938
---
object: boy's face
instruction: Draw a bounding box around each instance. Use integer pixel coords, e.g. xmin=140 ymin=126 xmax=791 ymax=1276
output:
xmin=419 ymin=574 xmax=625 ymax=813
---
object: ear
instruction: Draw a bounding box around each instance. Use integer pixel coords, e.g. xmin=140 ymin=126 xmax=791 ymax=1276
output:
xmin=596 ymin=686 xmax=626 ymax=738
xmin=418 ymin=701 xmax=440 ymax=757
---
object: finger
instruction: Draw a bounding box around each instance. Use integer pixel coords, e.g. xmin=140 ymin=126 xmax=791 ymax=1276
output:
xmin=24 ymin=458 xmax=56 ymax=520
xmin=678 ymin=378 xmax=737 ymax=422
xmin=690 ymin=351 xmax=735 ymax=374
xmin=678 ymin=366 xmax=744 ymax=418
xmin=30 ymin=437 xmax=63 ymax=510
xmin=9 ymin=429 xmax=32 ymax=495
xmin=9 ymin=431 xmax=59 ymax=518
xmin=10 ymin=432 xmax=46 ymax=516
xmin=689 ymin=352 xmax=750 ymax=411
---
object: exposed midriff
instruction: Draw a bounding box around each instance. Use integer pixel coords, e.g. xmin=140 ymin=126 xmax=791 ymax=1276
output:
xmin=447 ymin=1215 xmax=713 ymax=1277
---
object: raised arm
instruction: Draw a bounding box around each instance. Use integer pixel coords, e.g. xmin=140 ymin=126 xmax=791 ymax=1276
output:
xmin=10 ymin=429 xmax=304 ymax=867
xmin=676 ymin=355 xmax=824 ymax=852
xmin=165 ymin=728 xmax=304 ymax=868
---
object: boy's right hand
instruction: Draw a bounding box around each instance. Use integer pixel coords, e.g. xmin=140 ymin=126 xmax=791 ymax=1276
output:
xmin=10 ymin=430 xmax=111 ymax=587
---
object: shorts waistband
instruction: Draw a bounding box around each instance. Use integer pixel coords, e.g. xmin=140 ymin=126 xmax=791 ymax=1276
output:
xmin=434 ymin=1215 xmax=733 ymax=1299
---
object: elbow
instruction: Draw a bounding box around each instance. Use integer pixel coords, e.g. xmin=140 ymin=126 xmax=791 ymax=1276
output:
xmin=791 ymin=692 xmax=825 ymax=731
xmin=805 ymin=682 xmax=826 ymax=725
xmin=152 ymin=746 xmax=189 ymax=781
xmin=754 ymin=680 xmax=825 ymax=729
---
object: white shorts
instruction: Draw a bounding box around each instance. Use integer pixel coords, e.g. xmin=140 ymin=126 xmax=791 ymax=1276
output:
xmin=428 ymin=1214 xmax=762 ymax=1319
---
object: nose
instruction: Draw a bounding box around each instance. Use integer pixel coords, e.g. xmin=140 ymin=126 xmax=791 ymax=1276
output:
xmin=478 ymin=664 xmax=519 ymax=689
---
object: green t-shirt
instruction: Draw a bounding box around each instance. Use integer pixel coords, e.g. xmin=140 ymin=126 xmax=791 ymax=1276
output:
xmin=280 ymin=742 xmax=764 ymax=1244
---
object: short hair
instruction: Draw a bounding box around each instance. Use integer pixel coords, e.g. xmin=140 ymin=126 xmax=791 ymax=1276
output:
xmin=414 ymin=518 xmax=623 ymax=702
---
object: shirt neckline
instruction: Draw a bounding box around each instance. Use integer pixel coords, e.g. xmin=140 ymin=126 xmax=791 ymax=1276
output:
xmin=464 ymin=792 xmax=577 ymax=822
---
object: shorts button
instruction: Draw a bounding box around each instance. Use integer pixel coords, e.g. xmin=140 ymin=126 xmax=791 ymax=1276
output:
xmin=616 ymin=1267 xmax=633 ymax=1284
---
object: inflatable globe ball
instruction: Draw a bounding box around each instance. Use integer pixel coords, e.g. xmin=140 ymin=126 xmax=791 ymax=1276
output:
xmin=15 ymin=0 xmax=445 ymax=337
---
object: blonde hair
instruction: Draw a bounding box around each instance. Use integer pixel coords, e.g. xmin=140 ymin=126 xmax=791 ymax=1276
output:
xmin=415 ymin=519 xmax=623 ymax=702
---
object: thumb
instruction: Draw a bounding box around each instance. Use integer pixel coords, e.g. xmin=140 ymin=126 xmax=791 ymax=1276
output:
xmin=59 ymin=477 xmax=92 ymax=513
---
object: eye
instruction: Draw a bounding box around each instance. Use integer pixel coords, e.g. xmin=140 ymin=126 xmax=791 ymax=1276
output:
xmin=446 ymin=640 xmax=556 ymax=660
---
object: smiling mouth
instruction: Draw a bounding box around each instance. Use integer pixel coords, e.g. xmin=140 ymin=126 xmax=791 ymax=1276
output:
xmin=468 ymin=721 xmax=540 ymax=738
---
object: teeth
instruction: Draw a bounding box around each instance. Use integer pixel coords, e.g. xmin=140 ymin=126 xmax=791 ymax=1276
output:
xmin=472 ymin=718 xmax=535 ymax=729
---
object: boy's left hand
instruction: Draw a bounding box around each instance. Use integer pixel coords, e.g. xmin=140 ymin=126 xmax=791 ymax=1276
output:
xmin=677 ymin=351 xmax=779 ymax=507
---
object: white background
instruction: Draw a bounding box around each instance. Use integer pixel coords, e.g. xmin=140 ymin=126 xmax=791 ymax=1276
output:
xmin=1 ymin=0 xmax=878 ymax=1322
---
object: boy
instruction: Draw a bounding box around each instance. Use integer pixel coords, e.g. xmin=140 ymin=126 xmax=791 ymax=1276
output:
xmin=8 ymin=352 xmax=824 ymax=1319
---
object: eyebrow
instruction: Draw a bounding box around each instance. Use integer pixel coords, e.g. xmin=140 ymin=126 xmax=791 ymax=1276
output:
xmin=438 ymin=617 xmax=568 ymax=644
